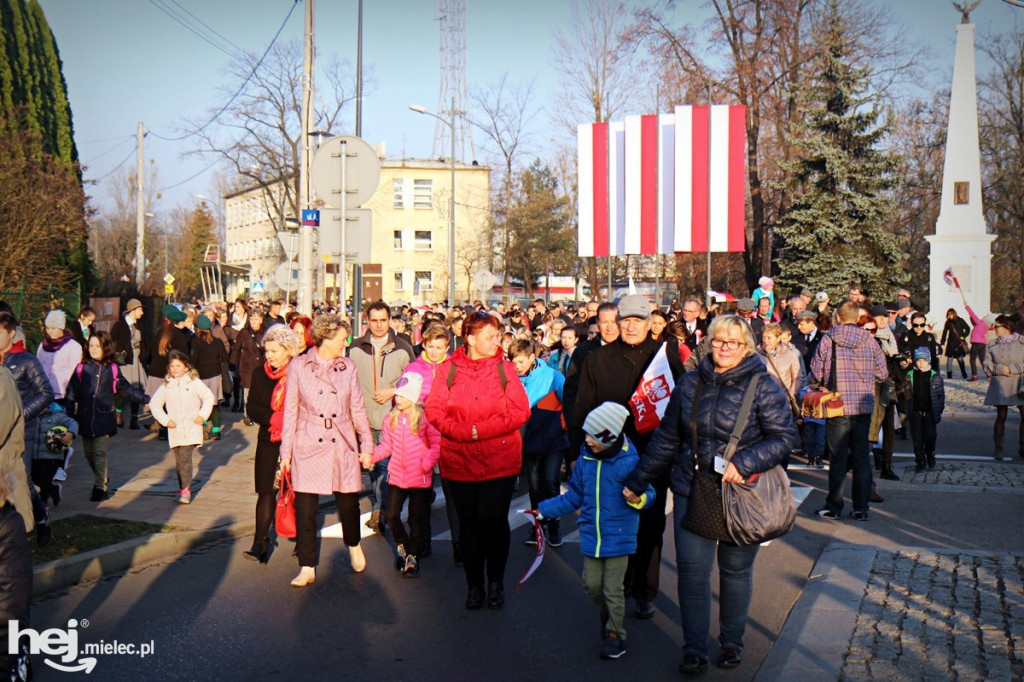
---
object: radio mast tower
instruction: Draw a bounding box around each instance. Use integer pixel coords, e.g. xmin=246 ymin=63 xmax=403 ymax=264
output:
xmin=433 ymin=0 xmax=475 ymax=163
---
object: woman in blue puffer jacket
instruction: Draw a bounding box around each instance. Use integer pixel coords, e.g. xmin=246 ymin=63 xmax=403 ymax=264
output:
xmin=625 ymin=314 xmax=798 ymax=675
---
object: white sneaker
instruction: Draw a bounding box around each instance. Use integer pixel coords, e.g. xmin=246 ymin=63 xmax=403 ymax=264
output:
xmin=290 ymin=566 xmax=316 ymax=587
xmin=349 ymin=545 xmax=366 ymax=573
xmin=52 ymin=467 xmax=67 ymax=483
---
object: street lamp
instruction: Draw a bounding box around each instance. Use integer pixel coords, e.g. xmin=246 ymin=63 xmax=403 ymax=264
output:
xmin=410 ymin=101 xmax=457 ymax=307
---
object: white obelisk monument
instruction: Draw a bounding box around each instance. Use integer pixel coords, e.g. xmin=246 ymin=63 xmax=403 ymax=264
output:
xmin=927 ymin=4 xmax=994 ymax=319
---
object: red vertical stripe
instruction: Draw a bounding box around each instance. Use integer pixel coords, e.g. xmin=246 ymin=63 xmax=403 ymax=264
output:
xmin=690 ymin=106 xmax=710 ymax=252
xmin=727 ymin=106 xmax=746 ymax=252
xmin=640 ymin=115 xmax=659 ymax=254
xmin=592 ymin=123 xmax=609 ymax=258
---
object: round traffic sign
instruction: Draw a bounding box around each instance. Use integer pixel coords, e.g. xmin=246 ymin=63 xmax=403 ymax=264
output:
xmin=311 ymin=135 xmax=381 ymax=208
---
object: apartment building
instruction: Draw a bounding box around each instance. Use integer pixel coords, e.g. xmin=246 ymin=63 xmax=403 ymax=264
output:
xmin=224 ymin=158 xmax=490 ymax=305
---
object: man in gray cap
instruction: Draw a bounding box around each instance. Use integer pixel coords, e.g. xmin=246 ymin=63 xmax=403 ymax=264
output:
xmin=110 ymin=299 xmax=148 ymax=430
xmin=569 ymin=294 xmax=685 ymax=620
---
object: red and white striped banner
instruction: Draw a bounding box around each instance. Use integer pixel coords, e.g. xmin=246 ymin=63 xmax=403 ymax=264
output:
xmin=578 ymin=105 xmax=746 ymax=257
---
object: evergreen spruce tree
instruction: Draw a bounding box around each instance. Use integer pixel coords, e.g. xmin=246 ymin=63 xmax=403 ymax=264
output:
xmin=177 ymin=203 xmax=218 ymax=299
xmin=775 ymin=2 xmax=906 ymax=299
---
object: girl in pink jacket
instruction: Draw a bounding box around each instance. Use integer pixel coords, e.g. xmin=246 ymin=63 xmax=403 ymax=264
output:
xmin=364 ymin=372 xmax=440 ymax=577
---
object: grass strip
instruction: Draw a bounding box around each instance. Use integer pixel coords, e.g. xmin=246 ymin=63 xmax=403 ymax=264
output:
xmin=32 ymin=515 xmax=174 ymax=565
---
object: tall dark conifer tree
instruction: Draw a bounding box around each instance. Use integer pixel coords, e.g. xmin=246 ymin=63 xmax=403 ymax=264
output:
xmin=775 ymin=2 xmax=906 ymax=299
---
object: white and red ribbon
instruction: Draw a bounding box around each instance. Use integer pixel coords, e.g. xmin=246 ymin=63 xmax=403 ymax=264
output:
xmin=515 ymin=509 xmax=545 ymax=590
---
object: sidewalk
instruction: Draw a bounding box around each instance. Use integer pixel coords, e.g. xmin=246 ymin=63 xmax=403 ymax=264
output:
xmin=758 ymin=376 xmax=1024 ymax=680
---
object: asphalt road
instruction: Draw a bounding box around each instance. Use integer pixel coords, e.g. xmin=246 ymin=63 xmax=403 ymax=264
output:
xmin=28 ymin=408 xmax=1022 ymax=681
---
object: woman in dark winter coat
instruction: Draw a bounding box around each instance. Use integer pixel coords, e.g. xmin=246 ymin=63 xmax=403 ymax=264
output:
xmin=624 ymin=314 xmax=798 ymax=675
xmin=243 ymin=325 xmax=301 ymax=563
xmin=66 ymin=331 xmax=149 ymax=501
xmin=191 ymin=316 xmax=228 ymax=440
xmin=939 ymin=308 xmax=971 ymax=380
xmin=147 ymin=306 xmax=191 ymax=397
xmin=425 ymin=311 xmax=531 ymax=610
xmin=230 ymin=309 xmax=265 ymax=425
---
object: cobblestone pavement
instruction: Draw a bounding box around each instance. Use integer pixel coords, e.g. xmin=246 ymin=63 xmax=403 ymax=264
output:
xmin=842 ymin=550 xmax=1024 ymax=681
xmin=943 ymin=374 xmax=991 ymax=414
xmin=903 ymin=461 xmax=1024 ymax=487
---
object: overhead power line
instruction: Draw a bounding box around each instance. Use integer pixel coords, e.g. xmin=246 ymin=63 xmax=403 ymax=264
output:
xmin=146 ymin=0 xmax=243 ymax=60
xmin=148 ymin=0 xmax=301 ymax=143
xmin=161 ymin=157 xmax=222 ymax=190
xmin=87 ymin=143 xmax=139 ymax=183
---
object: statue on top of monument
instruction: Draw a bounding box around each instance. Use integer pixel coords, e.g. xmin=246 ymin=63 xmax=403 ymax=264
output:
xmin=952 ymin=0 xmax=981 ymax=24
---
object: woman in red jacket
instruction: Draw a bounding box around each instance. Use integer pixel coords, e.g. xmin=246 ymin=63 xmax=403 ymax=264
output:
xmin=425 ymin=312 xmax=530 ymax=610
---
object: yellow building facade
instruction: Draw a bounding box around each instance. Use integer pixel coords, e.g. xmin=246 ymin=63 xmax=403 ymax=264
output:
xmin=224 ymin=159 xmax=490 ymax=305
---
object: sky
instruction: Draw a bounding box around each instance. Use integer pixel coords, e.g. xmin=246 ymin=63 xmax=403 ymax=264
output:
xmin=36 ymin=0 xmax=1024 ymax=217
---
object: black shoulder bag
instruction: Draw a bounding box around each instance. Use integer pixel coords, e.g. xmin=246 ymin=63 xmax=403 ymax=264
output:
xmin=681 ymin=376 xmax=760 ymax=543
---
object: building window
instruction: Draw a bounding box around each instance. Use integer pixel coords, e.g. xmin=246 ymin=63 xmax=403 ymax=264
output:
xmin=413 ymin=179 xmax=433 ymax=209
xmin=414 ymin=270 xmax=433 ymax=292
xmin=394 ymin=230 xmax=404 ymax=250
xmin=394 ymin=271 xmax=405 ymax=291
xmin=393 ymin=178 xmax=405 ymax=209
xmin=414 ymin=230 xmax=432 ymax=251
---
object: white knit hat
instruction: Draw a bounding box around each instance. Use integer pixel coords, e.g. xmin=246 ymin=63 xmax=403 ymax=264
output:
xmin=393 ymin=372 xmax=423 ymax=404
xmin=44 ymin=310 xmax=66 ymax=330
xmin=583 ymin=402 xmax=629 ymax=446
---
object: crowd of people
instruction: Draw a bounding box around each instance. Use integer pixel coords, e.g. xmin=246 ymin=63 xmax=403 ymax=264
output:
xmin=0 ymin=281 xmax=1020 ymax=677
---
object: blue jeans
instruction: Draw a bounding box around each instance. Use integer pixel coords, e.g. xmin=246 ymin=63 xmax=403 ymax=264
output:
xmin=824 ymin=414 xmax=872 ymax=514
xmin=673 ymin=494 xmax=760 ymax=658
xmin=523 ymin=449 xmax=564 ymax=508
xmin=803 ymin=421 xmax=826 ymax=459
xmin=368 ymin=428 xmax=389 ymax=512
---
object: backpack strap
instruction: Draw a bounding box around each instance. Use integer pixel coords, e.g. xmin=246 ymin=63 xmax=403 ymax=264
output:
xmin=111 ymin=363 xmax=119 ymax=395
xmin=447 ymin=361 xmax=508 ymax=390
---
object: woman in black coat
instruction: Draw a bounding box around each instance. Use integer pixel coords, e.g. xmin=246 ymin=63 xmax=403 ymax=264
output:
xmin=191 ymin=316 xmax=228 ymax=440
xmin=624 ymin=315 xmax=798 ymax=674
xmin=243 ymin=325 xmax=301 ymax=563
xmin=939 ymin=308 xmax=971 ymax=380
xmin=229 ymin=309 xmax=265 ymax=426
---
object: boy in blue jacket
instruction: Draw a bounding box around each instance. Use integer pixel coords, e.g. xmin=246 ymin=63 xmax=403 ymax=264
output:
xmin=907 ymin=346 xmax=945 ymax=471
xmin=537 ymin=402 xmax=653 ymax=661
xmin=511 ymin=339 xmax=568 ymax=547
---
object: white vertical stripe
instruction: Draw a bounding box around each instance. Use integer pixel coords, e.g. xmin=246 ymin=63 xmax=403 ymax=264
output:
xmin=658 ymin=114 xmax=675 ymax=255
xmin=623 ymin=115 xmax=643 ymax=255
xmin=577 ymin=124 xmax=594 ymax=258
xmin=608 ymin=121 xmax=626 ymax=256
xmin=674 ymin=106 xmax=693 ymax=252
xmin=709 ymin=105 xmax=731 ymax=252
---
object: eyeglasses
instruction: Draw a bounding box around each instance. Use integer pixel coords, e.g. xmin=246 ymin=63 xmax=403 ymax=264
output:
xmin=865 ymin=328 xmax=877 ymax=334
xmin=710 ymin=338 xmax=745 ymax=350
xmin=911 ymin=323 xmax=926 ymax=328
xmin=993 ymin=324 xmax=1006 ymax=330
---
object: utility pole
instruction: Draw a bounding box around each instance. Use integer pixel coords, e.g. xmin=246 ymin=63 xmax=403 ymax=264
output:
xmin=297 ymin=0 xmax=315 ymax=314
xmin=135 ymin=122 xmax=145 ymax=289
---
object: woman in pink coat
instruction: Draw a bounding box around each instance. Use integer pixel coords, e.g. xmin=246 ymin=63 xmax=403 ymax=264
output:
xmin=280 ymin=314 xmax=374 ymax=588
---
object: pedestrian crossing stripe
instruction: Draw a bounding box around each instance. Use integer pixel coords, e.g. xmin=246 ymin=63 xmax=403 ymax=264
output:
xmin=319 ymin=484 xmax=814 ymax=544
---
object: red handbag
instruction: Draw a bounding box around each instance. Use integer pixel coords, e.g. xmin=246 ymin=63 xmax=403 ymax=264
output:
xmin=275 ymin=469 xmax=297 ymax=539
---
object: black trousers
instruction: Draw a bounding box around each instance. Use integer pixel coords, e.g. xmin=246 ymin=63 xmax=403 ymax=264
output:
xmin=628 ymin=469 xmax=669 ymax=602
xmin=908 ymin=410 xmax=937 ymax=466
xmin=385 ymin=484 xmax=431 ymax=556
xmin=444 ymin=476 xmax=516 ymax=589
xmin=294 ymin=491 xmax=360 ymax=567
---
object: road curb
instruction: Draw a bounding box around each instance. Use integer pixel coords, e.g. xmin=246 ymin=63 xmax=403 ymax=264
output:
xmin=755 ymin=542 xmax=876 ymax=681
xmin=32 ymin=521 xmax=255 ymax=598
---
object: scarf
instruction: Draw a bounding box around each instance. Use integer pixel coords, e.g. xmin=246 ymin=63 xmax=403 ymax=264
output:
xmin=230 ymin=312 xmax=247 ymax=332
xmin=995 ymin=332 xmax=1019 ymax=345
xmin=42 ymin=330 xmax=74 ymax=352
xmin=265 ymin=360 xmax=288 ymax=443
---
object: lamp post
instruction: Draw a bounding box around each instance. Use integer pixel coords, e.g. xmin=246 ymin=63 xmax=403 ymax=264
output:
xmin=410 ymin=101 xmax=457 ymax=307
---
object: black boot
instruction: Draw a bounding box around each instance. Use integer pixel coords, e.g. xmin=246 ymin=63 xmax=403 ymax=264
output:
xmin=243 ymin=538 xmax=270 ymax=563
xmin=129 ymin=417 xmax=139 ymax=430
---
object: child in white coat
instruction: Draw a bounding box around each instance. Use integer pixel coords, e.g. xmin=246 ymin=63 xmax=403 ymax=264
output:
xmin=150 ymin=350 xmax=215 ymax=504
